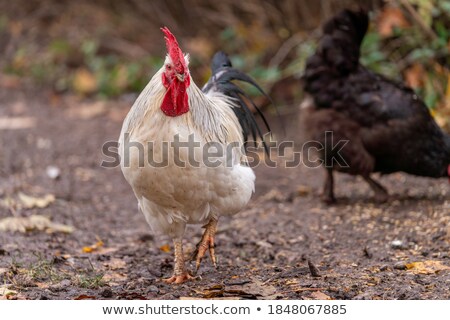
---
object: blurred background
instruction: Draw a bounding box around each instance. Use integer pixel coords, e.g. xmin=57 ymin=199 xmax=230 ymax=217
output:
xmin=1 ymin=0 xmax=450 ymax=300
xmin=0 ymin=0 xmax=449 ymax=129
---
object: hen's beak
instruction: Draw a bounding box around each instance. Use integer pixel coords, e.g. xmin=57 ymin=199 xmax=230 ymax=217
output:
xmin=176 ymin=73 xmax=186 ymax=82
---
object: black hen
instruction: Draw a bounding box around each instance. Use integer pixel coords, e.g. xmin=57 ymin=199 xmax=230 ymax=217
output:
xmin=302 ymin=9 xmax=450 ymax=203
xmin=202 ymin=51 xmax=271 ymax=152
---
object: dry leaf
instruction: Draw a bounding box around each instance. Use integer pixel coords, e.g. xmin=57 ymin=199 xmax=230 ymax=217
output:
xmin=297 ymin=185 xmax=312 ymax=196
xmin=67 ymin=101 xmax=107 ymax=120
xmin=74 ymin=294 xmax=97 ymax=300
xmin=82 ymin=239 xmax=104 ymax=253
xmin=404 ymin=63 xmax=425 ymax=89
xmin=104 ymin=258 xmax=126 ymax=270
xmin=0 ymin=117 xmax=36 ymax=130
xmin=103 ymin=271 xmax=127 ymax=285
xmin=72 ymin=68 xmax=97 ymax=94
xmin=0 ymin=196 xmax=16 ymax=210
xmin=310 ymin=291 xmax=333 ymax=300
xmin=0 ymin=285 xmax=17 ymax=300
xmin=0 ymin=215 xmax=74 ymax=233
xmin=405 ymin=260 xmax=450 ymax=275
xmin=180 ymin=297 xmax=243 ymax=300
xmin=159 ymin=244 xmax=171 ymax=253
xmin=377 ymin=6 xmax=409 ymax=37
xmin=18 ymin=192 xmax=55 ymax=209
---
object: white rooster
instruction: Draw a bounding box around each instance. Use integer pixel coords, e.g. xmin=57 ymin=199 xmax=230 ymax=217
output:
xmin=118 ymin=27 xmax=270 ymax=283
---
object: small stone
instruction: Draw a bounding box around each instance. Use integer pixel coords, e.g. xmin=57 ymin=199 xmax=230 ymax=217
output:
xmin=391 ymin=240 xmax=407 ymax=250
xmin=308 ymin=260 xmax=321 ymax=277
xmin=100 ymin=288 xmax=113 ymax=298
xmin=59 ymin=279 xmax=71 ymax=287
xmin=393 ymin=262 xmax=407 ymax=270
xmin=379 ymin=265 xmax=389 ymax=271
xmin=147 ymin=285 xmax=159 ymax=293
xmin=46 ymin=165 xmax=61 ymax=179
xmin=49 ymin=279 xmax=71 ymax=291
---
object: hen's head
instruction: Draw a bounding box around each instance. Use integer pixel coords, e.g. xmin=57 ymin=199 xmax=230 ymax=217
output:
xmin=323 ymin=9 xmax=369 ymax=45
xmin=160 ymin=27 xmax=191 ymax=117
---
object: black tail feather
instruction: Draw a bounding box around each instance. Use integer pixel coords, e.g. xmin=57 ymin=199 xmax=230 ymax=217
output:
xmin=202 ymin=51 xmax=272 ymax=155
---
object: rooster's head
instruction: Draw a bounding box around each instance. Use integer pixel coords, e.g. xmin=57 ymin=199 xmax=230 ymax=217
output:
xmin=160 ymin=27 xmax=191 ymax=117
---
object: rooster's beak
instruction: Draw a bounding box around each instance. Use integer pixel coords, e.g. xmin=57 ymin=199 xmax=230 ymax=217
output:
xmin=176 ymin=73 xmax=186 ymax=82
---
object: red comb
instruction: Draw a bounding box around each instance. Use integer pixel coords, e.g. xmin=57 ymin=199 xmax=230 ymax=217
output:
xmin=161 ymin=27 xmax=186 ymax=73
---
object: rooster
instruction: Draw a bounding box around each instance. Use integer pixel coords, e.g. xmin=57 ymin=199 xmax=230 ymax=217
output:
xmin=118 ymin=28 xmax=270 ymax=283
xmin=302 ymin=9 xmax=450 ymax=203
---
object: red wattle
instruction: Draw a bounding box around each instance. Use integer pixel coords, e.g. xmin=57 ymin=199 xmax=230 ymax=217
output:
xmin=161 ymin=79 xmax=190 ymax=117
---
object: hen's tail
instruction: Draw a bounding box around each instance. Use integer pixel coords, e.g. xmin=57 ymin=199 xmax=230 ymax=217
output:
xmin=202 ymin=51 xmax=271 ymax=153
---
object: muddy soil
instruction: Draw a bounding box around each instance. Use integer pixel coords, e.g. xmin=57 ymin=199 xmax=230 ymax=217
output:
xmin=1 ymin=89 xmax=449 ymax=300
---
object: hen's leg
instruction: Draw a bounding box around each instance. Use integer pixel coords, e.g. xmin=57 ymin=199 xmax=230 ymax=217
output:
xmin=164 ymin=238 xmax=194 ymax=284
xmin=363 ymin=176 xmax=388 ymax=203
xmin=322 ymin=168 xmax=336 ymax=204
xmin=191 ymin=218 xmax=218 ymax=273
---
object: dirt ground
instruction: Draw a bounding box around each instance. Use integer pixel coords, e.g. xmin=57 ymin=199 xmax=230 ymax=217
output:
xmin=0 ymin=89 xmax=449 ymax=300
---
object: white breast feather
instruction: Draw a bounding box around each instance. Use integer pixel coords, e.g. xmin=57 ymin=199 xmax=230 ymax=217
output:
xmin=118 ymin=65 xmax=255 ymax=238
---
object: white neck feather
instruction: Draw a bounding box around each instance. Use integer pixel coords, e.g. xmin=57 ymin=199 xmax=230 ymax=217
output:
xmin=120 ymin=66 xmax=244 ymax=149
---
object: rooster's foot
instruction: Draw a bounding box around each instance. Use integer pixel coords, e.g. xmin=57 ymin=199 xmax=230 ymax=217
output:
xmin=163 ymin=272 xmax=194 ymax=284
xmin=191 ymin=219 xmax=218 ymax=273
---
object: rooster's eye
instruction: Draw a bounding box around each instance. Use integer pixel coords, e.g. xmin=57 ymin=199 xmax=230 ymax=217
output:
xmin=166 ymin=64 xmax=172 ymax=70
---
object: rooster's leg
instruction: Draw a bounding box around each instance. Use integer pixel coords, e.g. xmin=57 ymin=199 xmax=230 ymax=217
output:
xmin=191 ymin=218 xmax=218 ymax=273
xmin=163 ymin=238 xmax=194 ymax=284
xmin=322 ymin=168 xmax=336 ymax=204
xmin=363 ymin=176 xmax=388 ymax=203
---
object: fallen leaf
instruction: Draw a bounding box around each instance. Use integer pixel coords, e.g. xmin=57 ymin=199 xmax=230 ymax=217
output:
xmin=104 ymin=258 xmax=126 ymax=270
xmin=82 ymin=239 xmax=104 ymax=253
xmin=35 ymin=282 xmax=50 ymax=289
xmin=296 ymin=185 xmax=312 ymax=196
xmin=377 ymin=6 xmax=409 ymax=37
xmin=0 ymin=117 xmax=36 ymax=130
xmin=259 ymin=189 xmax=285 ymax=202
xmin=67 ymin=101 xmax=107 ymax=120
xmin=74 ymin=294 xmax=97 ymax=300
xmin=406 ymin=260 xmax=450 ymax=275
xmin=103 ymin=271 xmax=127 ymax=285
xmin=180 ymin=297 xmax=243 ymax=300
xmin=310 ymin=291 xmax=333 ymax=300
xmin=0 ymin=215 xmax=74 ymax=233
xmin=18 ymin=192 xmax=55 ymax=209
xmin=0 ymin=285 xmax=17 ymax=300
xmin=159 ymin=244 xmax=171 ymax=253
xmin=72 ymin=68 xmax=97 ymax=94
xmin=404 ymin=63 xmax=425 ymax=89
xmin=193 ymin=286 xmax=225 ymax=299
xmin=0 ymin=196 xmax=16 ymax=210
